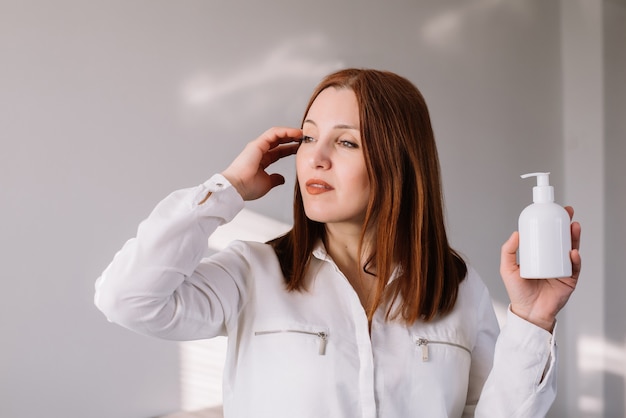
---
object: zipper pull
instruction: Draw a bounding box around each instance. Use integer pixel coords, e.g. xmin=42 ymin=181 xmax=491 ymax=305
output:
xmin=416 ymin=337 xmax=429 ymax=362
xmin=318 ymin=332 xmax=328 ymax=355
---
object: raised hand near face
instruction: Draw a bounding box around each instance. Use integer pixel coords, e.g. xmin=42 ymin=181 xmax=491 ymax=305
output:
xmin=221 ymin=127 xmax=302 ymax=201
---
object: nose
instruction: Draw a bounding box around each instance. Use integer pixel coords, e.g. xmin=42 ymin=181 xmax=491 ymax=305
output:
xmin=308 ymin=142 xmax=331 ymax=169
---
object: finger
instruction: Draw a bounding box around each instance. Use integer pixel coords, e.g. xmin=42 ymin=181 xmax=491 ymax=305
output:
xmin=262 ymin=143 xmax=300 ymax=167
xmin=571 ymin=221 xmax=581 ymax=251
xmin=260 ymin=127 xmax=303 ymax=150
xmin=270 ymin=142 xmax=300 ymax=159
xmin=564 ymin=206 xmax=574 ymax=220
xmin=268 ymin=173 xmax=286 ymax=189
xmin=570 ymin=248 xmax=582 ymax=278
xmin=272 ymin=126 xmax=303 ymax=139
xmin=500 ymin=231 xmax=519 ymax=275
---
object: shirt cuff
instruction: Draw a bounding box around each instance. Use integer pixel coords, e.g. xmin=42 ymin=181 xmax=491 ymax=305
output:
xmin=193 ymin=174 xmax=239 ymax=204
xmin=503 ymin=306 xmax=556 ymax=353
xmin=194 ymin=174 xmax=232 ymax=201
xmin=193 ymin=174 xmax=244 ymax=224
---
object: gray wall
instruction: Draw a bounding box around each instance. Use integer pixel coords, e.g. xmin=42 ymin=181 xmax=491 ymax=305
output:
xmin=0 ymin=1 xmax=622 ymax=417
xmin=604 ymin=1 xmax=626 ymax=416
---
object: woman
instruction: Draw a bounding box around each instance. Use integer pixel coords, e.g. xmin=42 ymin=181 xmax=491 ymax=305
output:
xmin=95 ymin=68 xmax=581 ymax=417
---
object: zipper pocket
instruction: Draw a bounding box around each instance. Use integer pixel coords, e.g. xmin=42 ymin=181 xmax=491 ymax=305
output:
xmin=255 ymin=329 xmax=329 ymax=355
xmin=415 ymin=337 xmax=470 ymax=362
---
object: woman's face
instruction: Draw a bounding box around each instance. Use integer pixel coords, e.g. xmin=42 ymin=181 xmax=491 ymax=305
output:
xmin=296 ymin=87 xmax=370 ymax=227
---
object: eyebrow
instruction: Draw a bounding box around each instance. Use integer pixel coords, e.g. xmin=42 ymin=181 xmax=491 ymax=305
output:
xmin=303 ymin=119 xmax=360 ymax=131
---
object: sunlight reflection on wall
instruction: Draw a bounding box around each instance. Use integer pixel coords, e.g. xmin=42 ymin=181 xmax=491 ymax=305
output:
xmin=179 ymin=337 xmax=228 ymax=410
xmin=577 ymin=335 xmax=626 ymax=415
xmin=179 ymin=35 xmax=343 ymax=109
xmin=420 ymin=0 xmax=529 ymax=50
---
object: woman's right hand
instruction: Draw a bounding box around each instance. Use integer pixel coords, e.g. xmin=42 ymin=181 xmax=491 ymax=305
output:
xmin=221 ymin=127 xmax=302 ymax=201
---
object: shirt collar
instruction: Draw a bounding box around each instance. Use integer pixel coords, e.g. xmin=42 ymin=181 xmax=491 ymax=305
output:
xmin=311 ymin=240 xmax=331 ymax=262
xmin=311 ymin=240 xmax=401 ymax=283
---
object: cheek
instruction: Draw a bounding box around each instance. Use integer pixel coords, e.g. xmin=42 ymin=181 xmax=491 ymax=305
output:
xmin=353 ymin=164 xmax=370 ymax=191
xmin=342 ymin=169 xmax=370 ymax=201
xmin=360 ymin=170 xmax=371 ymax=189
xmin=356 ymin=170 xmax=371 ymax=204
xmin=295 ymin=151 xmax=306 ymax=179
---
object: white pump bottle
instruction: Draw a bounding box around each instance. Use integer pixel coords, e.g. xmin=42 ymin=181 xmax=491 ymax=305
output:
xmin=518 ymin=172 xmax=572 ymax=279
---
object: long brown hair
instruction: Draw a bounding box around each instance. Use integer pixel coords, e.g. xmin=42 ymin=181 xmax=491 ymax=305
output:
xmin=270 ymin=68 xmax=466 ymax=323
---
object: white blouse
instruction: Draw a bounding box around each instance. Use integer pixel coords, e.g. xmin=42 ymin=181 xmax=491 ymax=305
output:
xmin=95 ymin=174 xmax=557 ymax=418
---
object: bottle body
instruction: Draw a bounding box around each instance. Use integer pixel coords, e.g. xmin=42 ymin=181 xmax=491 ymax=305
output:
xmin=518 ymin=202 xmax=572 ymax=278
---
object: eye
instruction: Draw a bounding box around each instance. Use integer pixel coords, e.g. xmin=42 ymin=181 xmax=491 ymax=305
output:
xmin=300 ymin=135 xmax=315 ymax=144
xmin=339 ymin=139 xmax=358 ymax=149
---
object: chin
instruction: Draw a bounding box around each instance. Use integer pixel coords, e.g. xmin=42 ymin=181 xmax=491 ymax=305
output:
xmin=303 ymin=211 xmax=329 ymax=224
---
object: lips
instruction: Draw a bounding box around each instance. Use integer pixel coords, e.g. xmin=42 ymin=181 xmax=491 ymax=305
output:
xmin=305 ymin=179 xmax=333 ymax=195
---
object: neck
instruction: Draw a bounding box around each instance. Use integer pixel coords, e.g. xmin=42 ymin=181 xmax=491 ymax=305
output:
xmin=324 ymin=223 xmax=367 ymax=269
xmin=324 ymin=223 xmax=377 ymax=314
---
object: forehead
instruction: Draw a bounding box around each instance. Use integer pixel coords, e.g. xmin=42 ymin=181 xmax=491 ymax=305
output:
xmin=305 ymin=87 xmax=359 ymax=126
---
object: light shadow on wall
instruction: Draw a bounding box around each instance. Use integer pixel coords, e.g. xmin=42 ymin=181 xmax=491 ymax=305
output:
xmin=576 ymin=334 xmax=626 ymax=415
xmin=419 ymin=0 xmax=531 ymax=50
xmin=179 ymin=34 xmax=344 ymax=108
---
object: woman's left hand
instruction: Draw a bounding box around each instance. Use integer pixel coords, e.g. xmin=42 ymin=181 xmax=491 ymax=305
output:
xmin=500 ymin=206 xmax=582 ymax=332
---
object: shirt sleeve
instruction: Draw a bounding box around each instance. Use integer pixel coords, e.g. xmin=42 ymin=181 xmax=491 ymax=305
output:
xmin=94 ymin=174 xmax=248 ymax=340
xmin=474 ymin=307 xmax=557 ymax=418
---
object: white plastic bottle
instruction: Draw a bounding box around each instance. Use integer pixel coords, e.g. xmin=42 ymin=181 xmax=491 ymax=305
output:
xmin=518 ymin=172 xmax=572 ymax=279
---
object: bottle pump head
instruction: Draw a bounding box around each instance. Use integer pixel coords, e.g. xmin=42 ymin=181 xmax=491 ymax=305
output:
xmin=521 ymin=172 xmax=554 ymax=203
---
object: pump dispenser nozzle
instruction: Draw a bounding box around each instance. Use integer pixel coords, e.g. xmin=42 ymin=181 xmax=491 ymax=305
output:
xmin=521 ymin=172 xmax=554 ymax=203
